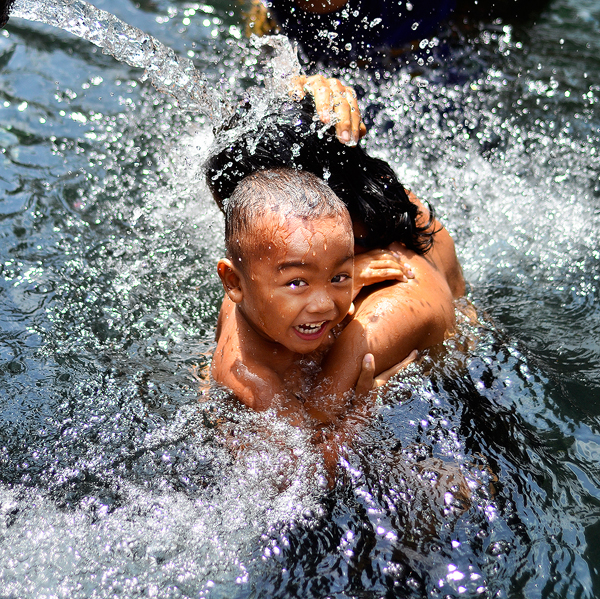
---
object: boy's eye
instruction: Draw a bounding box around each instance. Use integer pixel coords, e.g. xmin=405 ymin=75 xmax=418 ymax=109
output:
xmin=332 ymin=273 xmax=351 ymax=284
xmin=287 ymin=279 xmax=307 ymax=289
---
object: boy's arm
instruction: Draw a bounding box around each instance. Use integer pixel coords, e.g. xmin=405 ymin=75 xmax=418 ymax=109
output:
xmin=212 ymin=297 xmax=286 ymax=411
xmin=214 ymin=357 xmax=283 ymax=412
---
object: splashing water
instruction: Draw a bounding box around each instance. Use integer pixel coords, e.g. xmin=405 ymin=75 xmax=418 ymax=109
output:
xmin=6 ymin=0 xmax=307 ymax=175
xmin=10 ymin=0 xmax=233 ymax=122
xmin=2 ymin=0 xmax=600 ymax=596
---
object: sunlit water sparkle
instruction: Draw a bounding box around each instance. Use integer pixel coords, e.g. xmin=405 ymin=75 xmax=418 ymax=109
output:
xmin=1 ymin=0 xmax=600 ymax=597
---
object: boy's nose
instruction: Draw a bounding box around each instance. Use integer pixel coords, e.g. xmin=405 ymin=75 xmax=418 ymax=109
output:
xmin=306 ymin=289 xmax=335 ymax=314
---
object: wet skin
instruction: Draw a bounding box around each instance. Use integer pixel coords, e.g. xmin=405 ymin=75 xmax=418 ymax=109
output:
xmin=212 ymin=194 xmax=465 ymax=424
xmin=303 ymin=193 xmax=465 ymax=420
xmin=212 ymin=191 xmax=466 ymax=491
xmin=214 ymin=192 xmax=465 ymax=423
xmin=212 ymin=211 xmax=355 ymax=412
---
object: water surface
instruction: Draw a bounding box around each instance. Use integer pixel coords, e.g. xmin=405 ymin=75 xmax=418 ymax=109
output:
xmin=1 ymin=0 xmax=599 ymax=597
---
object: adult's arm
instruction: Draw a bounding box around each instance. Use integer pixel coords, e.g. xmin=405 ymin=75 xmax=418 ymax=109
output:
xmin=409 ymin=191 xmax=466 ymax=298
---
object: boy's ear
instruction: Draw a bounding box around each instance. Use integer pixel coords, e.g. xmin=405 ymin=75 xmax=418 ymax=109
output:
xmin=217 ymin=259 xmax=244 ymax=303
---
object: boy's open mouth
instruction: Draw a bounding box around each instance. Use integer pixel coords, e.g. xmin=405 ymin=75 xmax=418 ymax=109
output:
xmin=293 ymin=321 xmax=328 ymax=339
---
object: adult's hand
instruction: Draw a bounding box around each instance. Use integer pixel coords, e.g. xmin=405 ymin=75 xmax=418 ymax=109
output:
xmin=289 ymin=74 xmax=366 ymax=145
xmin=354 ymin=349 xmax=419 ymax=398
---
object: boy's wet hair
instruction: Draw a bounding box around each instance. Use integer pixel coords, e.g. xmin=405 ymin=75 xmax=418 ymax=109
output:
xmin=225 ymin=167 xmax=350 ymax=266
xmin=207 ymin=98 xmax=435 ymax=254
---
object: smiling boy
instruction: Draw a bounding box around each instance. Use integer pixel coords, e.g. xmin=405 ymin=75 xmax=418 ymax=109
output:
xmin=210 ymin=169 xmax=473 ymax=505
xmin=212 ymin=168 xmax=356 ymax=415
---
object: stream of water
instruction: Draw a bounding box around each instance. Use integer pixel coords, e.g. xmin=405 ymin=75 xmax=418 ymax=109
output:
xmin=1 ymin=0 xmax=599 ymax=597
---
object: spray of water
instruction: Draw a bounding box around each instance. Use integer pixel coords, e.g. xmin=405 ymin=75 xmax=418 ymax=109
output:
xmin=10 ymin=0 xmax=233 ymax=122
xmin=8 ymin=0 xmax=306 ymax=145
xmin=3 ymin=0 xmax=600 ymax=594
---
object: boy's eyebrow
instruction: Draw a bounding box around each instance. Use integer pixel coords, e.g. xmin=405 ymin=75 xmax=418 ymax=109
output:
xmin=277 ymin=253 xmax=354 ymax=272
xmin=277 ymin=260 xmax=309 ymax=271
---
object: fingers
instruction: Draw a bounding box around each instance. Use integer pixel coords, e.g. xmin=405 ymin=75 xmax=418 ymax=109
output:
xmin=329 ymin=78 xmax=354 ymax=144
xmin=329 ymin=78 xmax=365 ymax=145
xmin=355 ymin=248 xmax=412 ymax=264
xmin=288 ymin=75 xmax=307 ymax=101
xmin=371 ymin=263 xmax=414 ymax=279
xmin=356 ymin=250 xmax=415 ymax=274
xmin=297 ymin=74 xmax=366 ymax=146
xmin=356 ymin=263 xmax=409 ymax=281
xmin=362 ymin=268 xmax=409 ymax=283
xmin=332 ymin=83 xmax=366 ymax=141
xmin=355 ymin=353 xmax=375 ymax=398
xmin=373 ymin=350 xmax=418 ymax=388
xmin=306 ymin=76 xmax=342 ymax=134
xmin=344 ymin=85 xmax=364 ymax=143
xmin=360 ymin=258 xmax=413 ymax=273
xmin=354 ymin=252 xmax=415 ymax=288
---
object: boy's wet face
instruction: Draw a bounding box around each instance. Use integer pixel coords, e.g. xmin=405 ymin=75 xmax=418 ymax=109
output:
xmin=237 ymin=210 xmax=354 ymax=354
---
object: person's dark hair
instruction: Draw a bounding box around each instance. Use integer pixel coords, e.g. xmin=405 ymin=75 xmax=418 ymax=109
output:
xmin=206 ymin=98 xmax=436 ymax=254
xmin=1 ymin=0 xmax=16 ymax=28
xmin=224 ymin=167 xmax=349 ymax=266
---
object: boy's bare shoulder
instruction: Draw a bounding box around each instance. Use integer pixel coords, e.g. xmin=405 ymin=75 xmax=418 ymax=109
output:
xmin=212 ymin=341 xmax=283 ymax=411
xmin=212 ymin=299 xmax=284 ymax=411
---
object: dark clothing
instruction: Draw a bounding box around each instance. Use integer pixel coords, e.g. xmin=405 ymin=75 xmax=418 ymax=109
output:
xmin=267 ymin=0 xmax=455 ymax=63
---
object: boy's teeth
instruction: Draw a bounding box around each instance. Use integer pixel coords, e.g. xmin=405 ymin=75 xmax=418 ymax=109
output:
xmin=295 ymin=322 xmax=325 ymax=334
